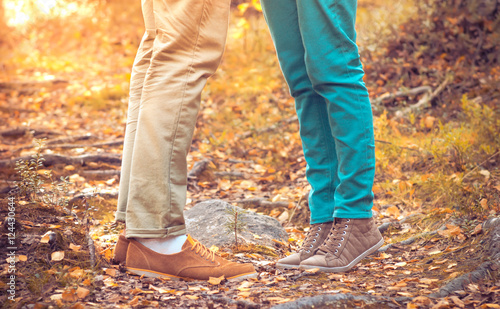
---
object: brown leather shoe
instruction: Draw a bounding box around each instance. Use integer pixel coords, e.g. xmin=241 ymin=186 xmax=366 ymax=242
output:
xmin=125 ymin=235 xmax=257 ymax=281
xmin=112 ymin=235 xmax=129 ymax=264
xmin=300 ymin=217 xmax=383 ymax=272
xmin=276 ymin=221 xmax=333 ymax=269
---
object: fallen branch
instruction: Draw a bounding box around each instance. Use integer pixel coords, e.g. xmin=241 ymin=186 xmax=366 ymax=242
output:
xmin=394 ymin=77 xmax=452 ymax=119
xmin=81 ymin=170 xmax=121 ymax=177
xmin=378 ymin=225 xmax=445 ymax=252
xmin=187 ymin=159 xmax=211 ymax=179
xmin=208 ymin=295 xmax=260 ymax=309
xmin=214 ymin=171 xmax=245 ymax=178
xmin=68 ymin=192 xmax=119 ymax=205
xmin=235 ymin=198 xmax=290 ymax=208
xmin=239 ymin=116 xmax=298 ymax=139
xmin=0 ymin=153 xmax=122 ymax=168
xmin=271 ymin=293 xmax=410 ymax=309
xmin=371 ymin=85 xmax=432 ymax=106
xmin=0 ymin=127 xmax=62 ymax=139
xmin=430 ymin=217 xmax=500 ymax=298
xmin=45 ymin=139 xmax=124 ymax=149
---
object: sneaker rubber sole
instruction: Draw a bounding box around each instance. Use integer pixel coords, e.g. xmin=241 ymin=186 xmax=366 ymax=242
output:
xmin=299 ymin=238 xmax=384 ymax=273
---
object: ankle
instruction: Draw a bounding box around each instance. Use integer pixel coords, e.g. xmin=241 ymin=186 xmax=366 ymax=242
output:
xmin=137 ymin=234 xmax=187 ymax=255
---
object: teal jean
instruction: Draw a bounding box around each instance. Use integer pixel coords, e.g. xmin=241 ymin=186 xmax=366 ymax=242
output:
xmin=261 ymin=0 xmax=375 ymax=222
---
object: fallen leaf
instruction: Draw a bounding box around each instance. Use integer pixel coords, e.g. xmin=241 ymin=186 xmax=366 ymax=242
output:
xmin=430 ymin=299 xmax=450 ymax=309
xmin=419 ymin=278 xmax=439 ymax=284
xmin=449 ymin=296 xmax=465 ymax=308
xmin=471 ymin=224 xmax=482 ymax=235
xmin=386 ymin=205 xmax=401 ymax=217
xmin=69 ymin=243 xmax=81 ymax=252
xmin=129 ymin=296 xmax=140 ymax=306
xmin=428 ymin=250 xmax=442 ymax=255
xmin=51 ymin=251 xmax=65 ymax=261
xmin=40 ymin=231 xmax=53 ymax=244
xmin=480 ymin=199 xmax=488 ymax=210
xmin=412 ymin=296 xmax=432 ymax=305
xmin=76 ymin=287 xmax=89 ymax=299
xmin=395 ymin=262 xmax=407 ymax=267
xmin=208 ymin=275 xmax=225 ymax=285
xmin=62 ymin=289 xmax=78 ymax=302
xmin=185 ymin=295 xmax=198 ymax=300
xmin=69 ymin=267 xmax=84 ymax=279
xmin=238 ymin=291 xmax=251 ymax=298
xmin=50 ymin=294 xmax=63 ymax=301
xmin=18 ymin=255 xmax=27 ymax=262
xmin=104 ymin=268 xmax=116 ymax=277
xmin=267 ymin=297 xmax=291 ymax=304
xmin=304 ymin=268 xmax=319 ymax=274
xmin=328 ymin=274 xmax=344 ymax=280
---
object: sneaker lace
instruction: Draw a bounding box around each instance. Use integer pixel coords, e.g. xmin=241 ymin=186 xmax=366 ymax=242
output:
xmin=319 ymin=218 xmax=350 ymax=256
xmin=300 ymin=223 xmax=323 ymax=254
xmin=190 ymin=240 xmax=216 ymax=262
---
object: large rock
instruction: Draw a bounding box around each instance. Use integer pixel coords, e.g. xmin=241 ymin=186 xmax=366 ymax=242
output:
xmin=185 ymin=199 xmax=288 ymax=248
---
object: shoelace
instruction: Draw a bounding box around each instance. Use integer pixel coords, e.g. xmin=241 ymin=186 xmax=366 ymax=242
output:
xmin=190 ymin=240 xmax=216 ymax=262
xmin=319 ymin=219 xmax=350 ymax=255
xmin=301 ymin=223 xmax=324 ymax=254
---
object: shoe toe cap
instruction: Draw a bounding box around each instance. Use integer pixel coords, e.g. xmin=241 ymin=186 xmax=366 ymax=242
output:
xmin=300 ymin=254 xmax=327 ymax=267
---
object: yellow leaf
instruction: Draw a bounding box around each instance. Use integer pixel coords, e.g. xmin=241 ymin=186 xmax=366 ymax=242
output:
xmin=386 ymin=205 xmax=400 ymax=217
xmin=238 ymin=291 xmax=252 ymax=298
xmin=208 ymin=275 xmax=224 ymax=285
xmin=51 ymin=251 xmax=65 ymax=261
xmin=428 ymin=250 xmax=442 ymax=255
xmin=395 ymin=262 xmax=407 ymax=267
xmin=18 ymin=255 xmax=27 ymax=262
xmin=64 ymin=165 xmax=76 ymax=171
xmin=185 ymin=295 xmax=198 ymax=300
xmin=304 ymin=268 xmax=319 ymax=274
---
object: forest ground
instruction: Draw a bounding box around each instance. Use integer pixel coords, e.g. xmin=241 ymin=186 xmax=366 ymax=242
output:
xmin=0 ymin=0 xmax=499 ymax=308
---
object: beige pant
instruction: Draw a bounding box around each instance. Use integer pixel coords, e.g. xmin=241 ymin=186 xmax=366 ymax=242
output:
xmin=116 ymin=0 xmax=230 ymax=238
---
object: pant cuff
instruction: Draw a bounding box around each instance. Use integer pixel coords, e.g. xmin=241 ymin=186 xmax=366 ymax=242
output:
xmin=125 ymin=225 xmax=187 ymax=238
xmin=115 ymin=211 xmax=126 ymax=223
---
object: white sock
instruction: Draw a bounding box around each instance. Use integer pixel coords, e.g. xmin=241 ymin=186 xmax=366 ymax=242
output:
xmin=137 ymin=235 xmax=188 ymax=255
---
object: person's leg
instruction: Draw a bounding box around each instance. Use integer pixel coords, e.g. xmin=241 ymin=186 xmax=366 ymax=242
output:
xmin=261 ymin=0 xmax=338 ymax=226
xmin=297 ymin=0 xmax=375 ymax=219
xmin=125 ymin=0 xmax=231 ymax=238
xmin=116 ymin=0 xmax=155 ymax=223
xmin=261 ymin=0 xmax=337 ymax=269
xmin=117 ymin=0 xmax=257 ymax=280
xmin=296 ymin=0 xmax=383 ymax=272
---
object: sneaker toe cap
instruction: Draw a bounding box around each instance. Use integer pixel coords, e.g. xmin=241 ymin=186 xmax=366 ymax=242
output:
xmin=276 ymin=253 xmax=301 ymax=266
xmin=300 ymin=254 xmax=327 ymax=267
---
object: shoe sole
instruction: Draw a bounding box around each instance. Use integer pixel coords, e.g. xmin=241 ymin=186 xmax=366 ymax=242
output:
xmin=299 ymin=238 xmax=384 ymax=273
xmin=126 ymin=267 xmax=258 ymax=282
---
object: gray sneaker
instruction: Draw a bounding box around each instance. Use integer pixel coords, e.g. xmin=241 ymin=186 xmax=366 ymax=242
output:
xmin=300 ymin=217 xmax=383 ymax=272
xmin=276 ymin=221 xmax=333 ymax=269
